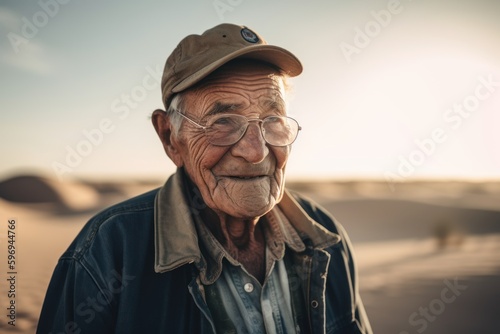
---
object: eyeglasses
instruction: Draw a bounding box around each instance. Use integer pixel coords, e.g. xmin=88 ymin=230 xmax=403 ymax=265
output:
xmin=174 ymin=110 xmax=301 ymax=147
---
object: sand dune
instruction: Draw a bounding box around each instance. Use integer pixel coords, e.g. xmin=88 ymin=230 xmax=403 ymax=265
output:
xmin=321 ymin=198 xmax=500 ymax=242
xmin=0 ymin=174 xmax=101 ymax=212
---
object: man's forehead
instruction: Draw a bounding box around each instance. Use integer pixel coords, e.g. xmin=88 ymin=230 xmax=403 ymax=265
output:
xmin=194 ymin=84 xmax=286 ymax=111
xmin=202 ymin=94 xmax=286 ymax=116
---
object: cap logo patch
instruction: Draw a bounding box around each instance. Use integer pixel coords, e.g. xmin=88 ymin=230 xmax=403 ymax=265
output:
xmin=241 ymin=28 xmax=259 ymax=43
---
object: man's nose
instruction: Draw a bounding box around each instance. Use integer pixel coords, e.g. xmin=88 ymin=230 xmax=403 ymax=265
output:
xmin=230 ymin=122 xmax=269 ymax=163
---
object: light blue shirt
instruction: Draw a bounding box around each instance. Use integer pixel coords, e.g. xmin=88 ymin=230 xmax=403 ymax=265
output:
xmin=194 ymin=206 xmax=306 ymax=333
xmin=212 ymin=252 xmax=295 ymax=333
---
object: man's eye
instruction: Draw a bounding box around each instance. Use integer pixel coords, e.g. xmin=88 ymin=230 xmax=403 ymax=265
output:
xmin=213 ymin=117 xmax=232 ymax=125
xmin=211 ymin=116 xmax=242 ymax=129
xmin=266 ymin=116 xmax=282 ymax=123
xmin=265 ymin=116 xmax=286 ymax=127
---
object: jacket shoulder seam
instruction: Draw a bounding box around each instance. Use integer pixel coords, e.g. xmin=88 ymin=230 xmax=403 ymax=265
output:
xmin=69 ymin=190 xmax=158 ymax=260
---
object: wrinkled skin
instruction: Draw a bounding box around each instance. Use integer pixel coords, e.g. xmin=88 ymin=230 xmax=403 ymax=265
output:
xmin=152 ymin=61 xmax=291 ymax=281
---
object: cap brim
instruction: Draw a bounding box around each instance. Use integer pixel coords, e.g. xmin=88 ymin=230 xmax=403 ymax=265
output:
xmin=172 ymin=45 xmax=303 ymax=93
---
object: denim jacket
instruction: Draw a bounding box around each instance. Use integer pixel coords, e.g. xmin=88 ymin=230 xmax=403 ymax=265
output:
xmin=37 ymin=171 xmax=372 ymax=334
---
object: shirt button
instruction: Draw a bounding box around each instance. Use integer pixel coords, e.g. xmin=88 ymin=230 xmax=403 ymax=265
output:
xmin=244 ymin=283 xmax=254 ymax=293
xmin=311 ymin=300 xmax=319 ymax=308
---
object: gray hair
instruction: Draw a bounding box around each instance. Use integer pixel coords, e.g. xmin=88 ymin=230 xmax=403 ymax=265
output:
xmin=165 ymin=94 xmax=185 ymax=135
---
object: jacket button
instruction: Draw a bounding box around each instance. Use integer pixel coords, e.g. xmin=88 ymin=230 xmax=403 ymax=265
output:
xmin=244 ymin=283 xmax=254 ymax=293
xmin=311 ymin=300 xmax=319 ymax=308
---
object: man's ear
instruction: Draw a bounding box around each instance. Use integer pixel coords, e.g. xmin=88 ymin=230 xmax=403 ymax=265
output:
xmin=151 ymin=109 xmax=184 ymax=167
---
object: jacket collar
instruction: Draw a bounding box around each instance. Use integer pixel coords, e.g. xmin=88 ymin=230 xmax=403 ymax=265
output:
xmin=154 ymin=170 xmax=341 ymax=274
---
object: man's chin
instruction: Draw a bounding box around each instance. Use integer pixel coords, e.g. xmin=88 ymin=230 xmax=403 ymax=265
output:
xmin=212 ymin=194 xmax=277 ymax=220
xmin=202 ymin=176 xmax=283 ymax=218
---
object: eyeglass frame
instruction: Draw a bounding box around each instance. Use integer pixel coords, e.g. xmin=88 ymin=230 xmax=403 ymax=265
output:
xmin=172 ymin=109 xmax=302 ymax=147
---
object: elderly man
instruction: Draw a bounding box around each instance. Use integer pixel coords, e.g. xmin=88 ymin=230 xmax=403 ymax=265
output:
xmin=37 ymin=24 xmax=372 ymax=334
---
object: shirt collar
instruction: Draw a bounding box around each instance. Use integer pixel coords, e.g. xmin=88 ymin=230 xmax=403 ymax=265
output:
xmin=193 ymin=204 xmax=306 ymax=285
xmin=154 ymin=169 xmax=341 ymax=274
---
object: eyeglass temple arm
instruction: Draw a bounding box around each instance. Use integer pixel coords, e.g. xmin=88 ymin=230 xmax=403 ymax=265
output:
xmin=175 ymin=110 xmax=207 ymax=130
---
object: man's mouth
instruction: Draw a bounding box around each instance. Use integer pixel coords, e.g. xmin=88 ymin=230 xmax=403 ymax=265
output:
xmin=224 ymin=175 xmax=268 ymax=181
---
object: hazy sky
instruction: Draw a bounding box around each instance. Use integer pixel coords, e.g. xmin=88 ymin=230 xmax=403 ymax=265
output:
xmin=1 ymin=0 xmax=499 ymax=181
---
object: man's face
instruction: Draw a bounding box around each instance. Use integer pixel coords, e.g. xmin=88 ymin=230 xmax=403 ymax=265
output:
xmin=172 ymin=61 xmax=291 ymax=219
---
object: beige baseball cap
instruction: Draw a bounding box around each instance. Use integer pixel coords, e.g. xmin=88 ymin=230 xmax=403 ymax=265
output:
xmin=161 ymin=23 xmax=303 ymax=108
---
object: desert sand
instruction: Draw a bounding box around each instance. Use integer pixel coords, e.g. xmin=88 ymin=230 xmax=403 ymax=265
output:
xmin=0 ymin=174 xmax=499 ymax=333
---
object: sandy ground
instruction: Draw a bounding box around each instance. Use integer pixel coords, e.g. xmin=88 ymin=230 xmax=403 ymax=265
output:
xmin=0 ymin=175 xmax=499 ymax=333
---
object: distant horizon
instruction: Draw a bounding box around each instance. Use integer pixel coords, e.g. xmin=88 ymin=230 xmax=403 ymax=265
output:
xmin=2 ymin=167 xmax=500 ymax=184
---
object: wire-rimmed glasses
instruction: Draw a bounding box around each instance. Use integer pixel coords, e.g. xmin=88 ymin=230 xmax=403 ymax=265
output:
xmin=175 ymin=110 xmax=301 ymax=147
